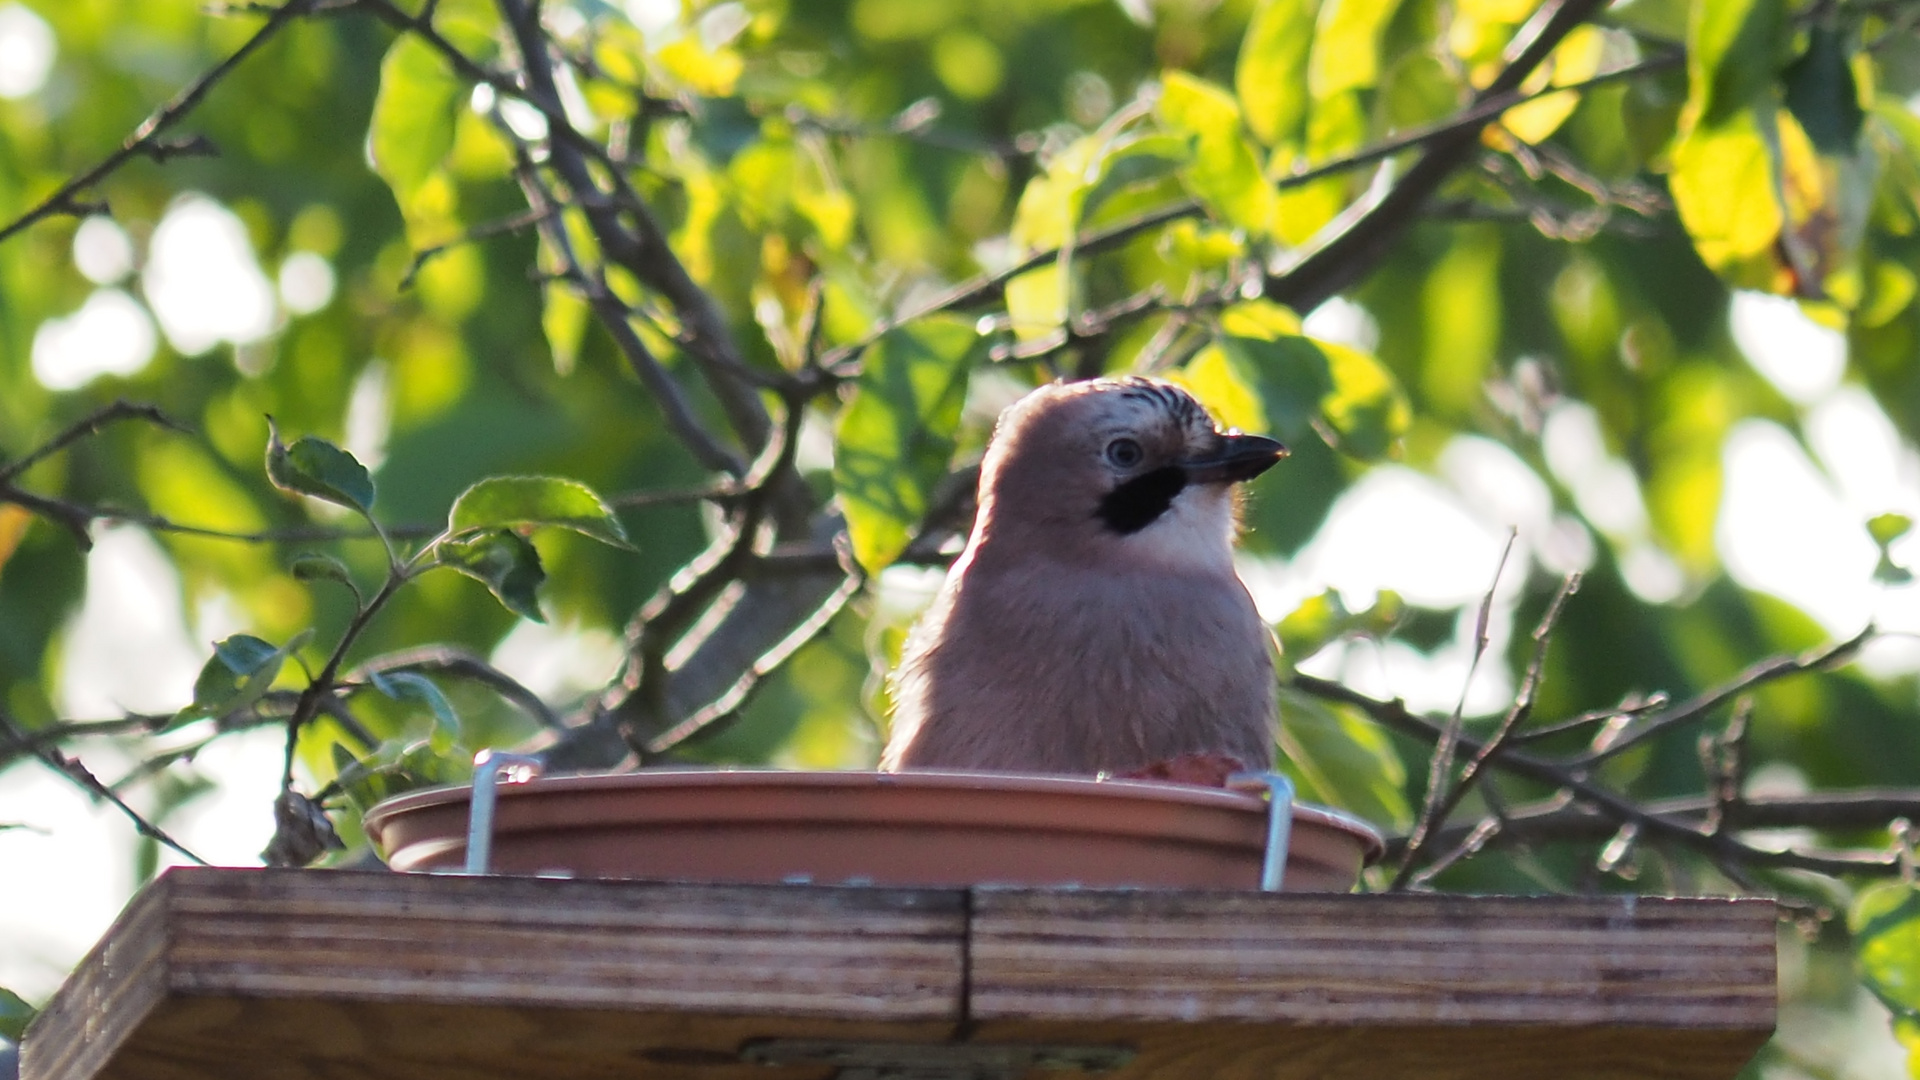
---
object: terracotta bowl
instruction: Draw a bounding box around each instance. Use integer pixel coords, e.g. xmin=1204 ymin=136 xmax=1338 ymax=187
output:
xmin=364 ymin=770 xmax=1384 ymax=892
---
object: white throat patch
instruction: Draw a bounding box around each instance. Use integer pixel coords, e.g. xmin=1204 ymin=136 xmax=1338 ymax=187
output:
xmin=1118 ymin=483 xmax=1237 ymax=573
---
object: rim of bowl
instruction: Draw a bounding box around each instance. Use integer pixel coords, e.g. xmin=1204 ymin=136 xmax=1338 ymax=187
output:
xmin=363 ymin=768 xmax=1386 ymax=861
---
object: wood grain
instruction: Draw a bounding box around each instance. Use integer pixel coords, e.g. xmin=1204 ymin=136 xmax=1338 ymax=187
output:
xmin=962 ymin=1021 xmax=1771 ymax=1080
xmin=24 ymin=869 xmax=965 ymax=1080
xmin=21 ymin=869 xmax=1776 ymax=1080
xmin=967 ymin=891 xmax=1777 ymax=1028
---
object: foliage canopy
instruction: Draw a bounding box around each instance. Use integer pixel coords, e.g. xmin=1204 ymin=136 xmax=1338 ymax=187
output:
xmin=6 ymin=0 xmax=1920 ymax=1072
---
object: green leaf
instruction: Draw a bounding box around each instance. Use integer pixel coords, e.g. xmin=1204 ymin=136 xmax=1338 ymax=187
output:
xmin=1236 ymin=0 xmax=1315 ymax=146
xmin=438 ymin=528 xmax=547 ymax=622
xmin=1685 ymin=0 xmax=1788 ymax=130
xmin=1783 ymin=24 xmax=1864 ymax=155
xmin=1278 ymin=684 xmax=1410 ymax=830
xmin=290 ymin=553 xmax=357 ymax=591
xmin=1157 ymin=71 xmax=1275 ymax=235
xmin=1277 ymin=589 xmax=1355 ymax=661
xmin=369 ymin=670 xmax=460 ymax=747
xmin=1209 ymin=326 xmax=1408 ymax=460
xmin=543 ymin=281 xmax=591 ymax=376
xmin=0 ymin=985 xmax=34 ymax=1042
xmin=833 ymin=317 xmax=982 ymax=572
xmin=1871 ymin=513 xmax=1915 ymax=585
xmin=1853 ymin=881 xmax=1920 ymax=1019
xmin=1871 ymin=513 xmax=1914 ymax=548
xmin=369 ymin=35 xmax=462 ymax=204
xmin=1667 ymin=111 xmax=1782 ymax=277
xmin=177 ymin=630 xmax=314 ymax=725
xmin=1276 ymin=589 xmax=1404 ymax=664
xmin=1177 ymin=342 xmax=1269 ymax=436
xmin=1608 ymin=0 xmax=1689 ymax=41
xmin=1080 ymin=133 xmax=1190 ymax=223
xmin=1307 ymin=0 xmax=1406 ymax=100
xmin=1316 ymin=339 xmax=1413 ymax=460
xmin=448 ymin=475 xmax=633 ymax=551
xmin=266 ymin=419 xmax=376 ymax=515
xmin=334 ymin=739 xmax=469 ymax=816
xmin=429 ymin=0 xmax=502 ymax=56
xmin=1220 ymin=335 xmax=1332 ymax=444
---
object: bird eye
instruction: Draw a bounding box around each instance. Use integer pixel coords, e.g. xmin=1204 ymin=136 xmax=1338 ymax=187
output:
xmin=1104 ymin=437 xmax=1143 ymax=469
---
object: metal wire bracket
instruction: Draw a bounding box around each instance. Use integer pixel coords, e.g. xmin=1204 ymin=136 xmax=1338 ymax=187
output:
xmin=1227 ymin=771 xmax=1296 ymax=892
xmin=463 ymin=749 xmax=544 ymax=875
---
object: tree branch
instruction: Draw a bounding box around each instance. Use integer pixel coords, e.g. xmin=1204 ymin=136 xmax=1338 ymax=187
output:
xmin=1292 ymin=671 xmax=1896 ymax=882
xmin=1576 ymin=626 xmax=1872 ymax=765
xmin=1403 ymin=571 xmax=1581 ymax=887
xmin=344 ymin=645 xmax=562 ymax=730
xmin=0 ymin=0 xmax=313 ymax=246
xmin=0 ymin=708 xmax=210 ymax=866
xmin=1264 ymin=0 xmax=1617 ymax=312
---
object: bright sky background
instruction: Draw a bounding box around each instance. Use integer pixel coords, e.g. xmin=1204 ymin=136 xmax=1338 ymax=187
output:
xmin=0 ymin=25 xmax=1914 ymax=1076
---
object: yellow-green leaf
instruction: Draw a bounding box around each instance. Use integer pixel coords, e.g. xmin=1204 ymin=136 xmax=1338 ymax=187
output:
xmin=1500 ymin=25 xmax=1606 ymax=145
xmin=1854 ymin=881 xmax=1920 ymax=1020
xmin=370 ymin=36 xmax=462 ymax=207
xmin=1317 ymin=339 xmax=1412 ymax=459
xmin=1279 ymin=684 xmax=1410 ymax=830
xmin=1174 ymin=342 xmax=1268 ymax=435
xmin=1670 ymin=111 xmax=1783 ymax=274
xmin=1686 ymin=0 xmax=1788 ymax=131
xmin=657 ymin=37 xmax=743 ymax=96
xmin=543 ymin=281 xmax=590 ymax=375
xmin=1157 ymin=71 xmax=1275 ymax=234
xmin=833 ymin=317 xmax=983 ymax=572
xmin=1308 ymin=0 xmax=1406 ymax=99
xmin=448 ymin=475 xmax=633 ymax=551
xmin=1236 ymin=0 xmax=1315 ymax=146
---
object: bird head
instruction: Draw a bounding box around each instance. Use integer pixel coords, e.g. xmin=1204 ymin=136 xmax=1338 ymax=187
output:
xmin=971 ymin=377 xmax=1286 ymax=564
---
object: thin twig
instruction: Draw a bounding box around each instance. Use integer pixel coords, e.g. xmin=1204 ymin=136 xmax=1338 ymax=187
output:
xmin=645 ymin=556 xmax=863 ymax=753
xmin=618 ymin=386 xmax=811 ymax=754
xmin=282 ymin=568 xmax=406 ymax=790
xmin=398 ymin=205 xmax=558 ymax=290
xmin=1265 ymin=0 xmax=1618 ymax=311
xmin=1701 ymin=697 xmax=1753 ymax=835
xmin=1297 ymin=673 xmax=1897 ymax=879
xmin=1509 ymin=691 xmax=1669 ymax=745
xmin=344 ymin=645 xmax=563 ymax=729
xmin=608 ymin=483 xmax=746 ymax=509
xmin=0 ymin=0 xmax=314 ymax=245
xmin=495 ymin=109 xmax=749 ymax=476
xmin=0 ymin=708 xmax=210 ymax=865
xmin=1575 ymin=626 xmax=1873 ymax=765
xmin=1406 ymin=572 xmax=1581 ymax=887
xmin=818 ymin=50 xmax=1681 ymax=375
xmin=0 ymin=402 xmax=184 ymax=484
xmin=1417 ymin=788 xmax=1920 ymax=855
xmin=1393 ymin=529 xmax=1518 ymax=888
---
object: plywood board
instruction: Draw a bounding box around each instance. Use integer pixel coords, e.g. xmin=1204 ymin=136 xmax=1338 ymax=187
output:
xmin=25 ymin=869 xmax=964 ymax=1080
xmin=967 ymin=890 xmax=1776 ymax=1026
xmin=21 ymin=869 xmax=1775 ymax=1080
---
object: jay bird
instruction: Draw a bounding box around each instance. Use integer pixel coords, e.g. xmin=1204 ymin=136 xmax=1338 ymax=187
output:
xmin=882 ymin=376 xmax=1286 ymax=778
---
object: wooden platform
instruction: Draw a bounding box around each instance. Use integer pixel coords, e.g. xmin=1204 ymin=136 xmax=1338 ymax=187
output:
xmin=23 ymin=868 xmax=1776 ymax=1080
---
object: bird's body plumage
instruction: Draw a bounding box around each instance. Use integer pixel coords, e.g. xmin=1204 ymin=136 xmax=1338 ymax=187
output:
xmin=882 ymin=377 xmax=1282 ymax=777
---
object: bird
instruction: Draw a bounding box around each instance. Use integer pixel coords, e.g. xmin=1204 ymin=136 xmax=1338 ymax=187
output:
xmin=881 ymin=376 xmax=1287 ymax=778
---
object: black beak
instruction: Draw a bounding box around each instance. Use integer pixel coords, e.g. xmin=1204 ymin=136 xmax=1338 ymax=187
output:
xmin=1183 ymin=433 xmax=1288 ymax=485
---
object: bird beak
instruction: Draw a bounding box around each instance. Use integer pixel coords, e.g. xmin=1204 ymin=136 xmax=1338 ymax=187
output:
xmin=1183 ymin=433 xmax=1288 ymax=485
